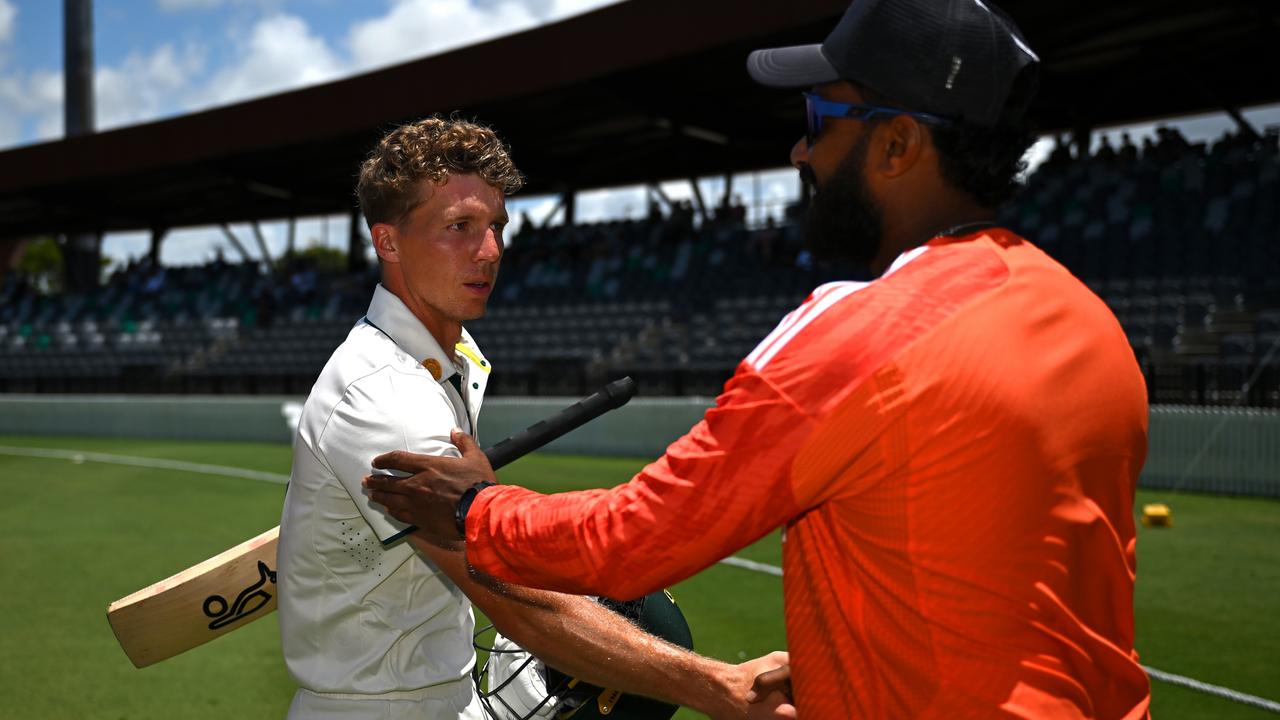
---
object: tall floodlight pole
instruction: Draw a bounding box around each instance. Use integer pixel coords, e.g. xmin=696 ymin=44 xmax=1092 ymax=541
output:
xmin=64 ymin=0 xmax=94 ymax=137
xmin=62 ymin=0 xmax=101 ymax=291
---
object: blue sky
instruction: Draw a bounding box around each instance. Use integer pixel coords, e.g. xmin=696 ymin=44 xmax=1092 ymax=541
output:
xmin=0 ymin=0 xmax=628 ymax=147
xmin=1 ymin=1 xmax=1277 ymax=267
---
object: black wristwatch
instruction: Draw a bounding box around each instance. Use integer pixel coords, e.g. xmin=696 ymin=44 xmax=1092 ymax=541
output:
xmin=454 ymin=481 xmax=496 ymax=538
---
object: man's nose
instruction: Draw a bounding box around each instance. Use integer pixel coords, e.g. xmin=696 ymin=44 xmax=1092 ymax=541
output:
xmin=476 ymin=229 xmax=502 ymax=262
xmin=790 ymin=136 xmax=809 ymax=169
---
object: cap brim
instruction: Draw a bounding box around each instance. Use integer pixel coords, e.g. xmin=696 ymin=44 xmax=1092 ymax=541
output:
xmin=746 ymin=44 xmax=840 ymax=88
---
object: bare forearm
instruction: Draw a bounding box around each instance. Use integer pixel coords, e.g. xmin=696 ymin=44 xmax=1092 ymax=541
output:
xmin=492 ymin=591 xmax=739 ymax=717
xmin=410 ymin=536 xmax=745 ymax=717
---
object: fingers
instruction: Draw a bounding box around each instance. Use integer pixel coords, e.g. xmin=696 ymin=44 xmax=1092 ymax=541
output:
xmin=742 ymin=691 xmax=796 ymax=720
xmin=449 ymin=428 xmax=483 ymax=458
xmin=373 ymin=435 xmax=477 ymax=474
xmin=372 ymin=450 xmax=434 ymax=473
xmin=363 ymin=473 xmax=411 ymax=494
xmin=367 ymin=489 xmax=412 ymax=524
xmin=748 ymin=665 xmax=792 ymax=703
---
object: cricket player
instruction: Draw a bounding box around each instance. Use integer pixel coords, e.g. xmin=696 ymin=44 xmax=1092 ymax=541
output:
xmin=364 ymin=1 xmax=1154 ymax=718
xmin=276 ymin=116 xmax=786 ymax=719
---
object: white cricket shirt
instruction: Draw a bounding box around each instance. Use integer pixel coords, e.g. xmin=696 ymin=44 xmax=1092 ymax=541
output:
xmin=278 ymin=283 xmax=490 ymax=719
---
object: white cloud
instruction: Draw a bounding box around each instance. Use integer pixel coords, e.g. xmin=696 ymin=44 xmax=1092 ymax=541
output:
xmin=156 ymin=0 xmax=225 ymax=10
xmin=0 ymin=0 xmax=15 ymax=45
xmin=472 ymin=0 xmax=620 ymax=21
xmin=0 ymin=68 xmax=62 ymax=142
xmin=97 ymin=43 xmax=205 ymax=130
xmin=0 ymin=111 xmax=17 ymax=146
xmin=191 ymin=13 xmax=344 ymax=108
xmin=345 ymin=0 xmax=618 ymax=73
xmin=29 ymin=70 xmax=63 ymax=138
xmin=347 ymin=0 xmax=539 ymax=72
xmin=0 ymin=0 xmax=627 ymax=150
xmin=0 ymin=42 xmax=205 ymax=143
xmin=548 ymin=0 xmax=622 ymax=19
xmin=0 ymin=69 xmax=57 ymax=115
xmin=156 ymin=0 xmax=294 ymax=13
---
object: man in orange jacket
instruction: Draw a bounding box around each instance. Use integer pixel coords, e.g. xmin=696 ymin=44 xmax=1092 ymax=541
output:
xmin=365 ymin=1 xmax=1152 ymax=717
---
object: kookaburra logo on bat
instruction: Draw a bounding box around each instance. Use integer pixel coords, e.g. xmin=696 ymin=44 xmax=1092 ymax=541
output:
xmin=203 ymin=561 xmax=277 ymax=630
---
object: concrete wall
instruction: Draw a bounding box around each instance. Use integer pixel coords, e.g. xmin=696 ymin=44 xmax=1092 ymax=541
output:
xmin=2 ymin=395 xmax=1278 ymax=497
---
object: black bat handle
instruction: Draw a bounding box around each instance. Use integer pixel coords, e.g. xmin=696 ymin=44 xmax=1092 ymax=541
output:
xmin=482 ymin=376 xmax=637 ymax=470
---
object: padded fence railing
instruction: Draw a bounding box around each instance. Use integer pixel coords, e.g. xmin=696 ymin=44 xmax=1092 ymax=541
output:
xmin=1143 ymin=405 xmax=1280 ymax=497
xmin=2 ymin=395 xmax=1277 ymax=498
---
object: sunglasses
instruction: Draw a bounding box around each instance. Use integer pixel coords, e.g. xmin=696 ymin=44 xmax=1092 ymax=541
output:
xmin=803 ymin=92 xmax=952 ymax=146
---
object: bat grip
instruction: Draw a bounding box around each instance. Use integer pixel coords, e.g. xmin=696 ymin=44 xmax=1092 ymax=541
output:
xmin=482 ymin=376 xmax=636 ymax=470
xmin=391 ymin=377 xmax=636 ymax=540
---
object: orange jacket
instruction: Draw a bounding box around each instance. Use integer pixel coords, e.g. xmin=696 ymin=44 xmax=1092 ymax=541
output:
xmin=469 ymin=230 xmax=1151 ymax=718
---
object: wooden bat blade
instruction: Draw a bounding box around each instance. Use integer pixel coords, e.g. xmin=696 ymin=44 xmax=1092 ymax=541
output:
xmin=107 ymin=527 xmax=280 ymax=668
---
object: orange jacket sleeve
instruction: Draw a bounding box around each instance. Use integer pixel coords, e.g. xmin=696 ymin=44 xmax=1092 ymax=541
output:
xmin=464 ymin=367 xmax=813 ymax=598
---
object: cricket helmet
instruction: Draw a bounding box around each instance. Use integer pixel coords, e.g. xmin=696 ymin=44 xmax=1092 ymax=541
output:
xmin=473 ymin=590 xmax=694 ymax=719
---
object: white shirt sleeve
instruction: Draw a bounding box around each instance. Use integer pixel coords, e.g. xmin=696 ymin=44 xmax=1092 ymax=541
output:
xmin=316 ymin=366 xmax=460 ymax=543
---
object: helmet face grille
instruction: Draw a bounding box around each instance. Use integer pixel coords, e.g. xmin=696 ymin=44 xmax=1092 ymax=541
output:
xmin=596 ymin=596 xmax=646 ymax=624
xmin=473 ymin=591 xmax=692 ymax=720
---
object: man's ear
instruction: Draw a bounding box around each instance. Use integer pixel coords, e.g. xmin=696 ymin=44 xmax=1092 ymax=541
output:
xmin=371 ymin=222 xmax=400 ymax=264
xmin=874 ymin=115 xmax=928 ymax=179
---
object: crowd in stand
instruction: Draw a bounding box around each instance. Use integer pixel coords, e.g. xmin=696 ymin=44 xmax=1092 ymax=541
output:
xmin=2 ymin=125 xmax=1279 ymax=403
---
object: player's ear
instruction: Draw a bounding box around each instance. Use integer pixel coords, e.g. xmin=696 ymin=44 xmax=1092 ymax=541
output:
xmin=371 ymin=222 xmax=401 ymax=264
xmin=875 ymin=115 xmax=927 ymax=179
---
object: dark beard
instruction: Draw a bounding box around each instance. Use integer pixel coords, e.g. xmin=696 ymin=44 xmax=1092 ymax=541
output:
xmin=801 ymin=132 xmax=883 ymax=267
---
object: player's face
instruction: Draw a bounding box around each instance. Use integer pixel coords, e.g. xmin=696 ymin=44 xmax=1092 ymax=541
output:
xmin=790 ymin=81 xmax=871 ymax=190
xmin=382 ymin=173 xmax=507 ymax=343
xmin=791 ymin=82 xmax=885 ymax=268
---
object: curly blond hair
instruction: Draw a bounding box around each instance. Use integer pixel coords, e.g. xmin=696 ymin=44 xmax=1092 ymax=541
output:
xmin=357 ymin=116 xmax=524 ymax=227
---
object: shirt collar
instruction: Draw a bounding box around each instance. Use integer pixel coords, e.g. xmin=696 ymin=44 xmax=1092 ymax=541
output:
xmin=883 ymin=245 xmax=930 ymax=278
xmin=882 ymin=226 xmax=997 ymax=278
xmin=365 ymin=283 xmax=459 ymax=382
xmin=455 ymin=327 xmax=490 ymax=375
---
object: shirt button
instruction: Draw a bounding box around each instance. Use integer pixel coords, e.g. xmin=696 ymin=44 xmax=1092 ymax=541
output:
xmin=472 ymin=382 xmax=479 ymax=389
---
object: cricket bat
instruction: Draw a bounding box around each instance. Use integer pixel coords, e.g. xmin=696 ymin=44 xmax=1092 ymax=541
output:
xmin=107 ymin=377 xmax=637 ymax=668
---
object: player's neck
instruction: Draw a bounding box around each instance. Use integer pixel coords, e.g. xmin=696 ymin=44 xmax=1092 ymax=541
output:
xmin=873 ymin=194 xmax=994 ymax=275
xmin=381 ymin=273 xmax=462 ymax=351
xmin=419 ymin=316 xmax=462 ymax=355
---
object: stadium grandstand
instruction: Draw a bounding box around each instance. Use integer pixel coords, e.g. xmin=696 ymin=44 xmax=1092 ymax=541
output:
xmin=1 ymin=0 xmax=1279 ymax=404
xmin=3 ymin=122 xmax=1280 ymax=404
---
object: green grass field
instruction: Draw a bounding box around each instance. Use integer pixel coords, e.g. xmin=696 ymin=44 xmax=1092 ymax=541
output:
xmin=1 ymin=435 xmax=1277 ymax=719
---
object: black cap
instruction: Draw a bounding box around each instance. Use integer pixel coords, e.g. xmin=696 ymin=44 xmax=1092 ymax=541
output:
xmin=747 ymin=0 xmax=1039 ymax=128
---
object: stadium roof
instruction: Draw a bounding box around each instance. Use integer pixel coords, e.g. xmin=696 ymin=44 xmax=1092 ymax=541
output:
xmin=0 ymin=0 xmax=1277 ymax=239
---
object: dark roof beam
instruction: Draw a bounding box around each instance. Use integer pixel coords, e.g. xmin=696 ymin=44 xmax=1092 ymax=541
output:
xmin=245 ymin=180 xmax=293 ymax=201
xmin=219 ymin=223 xmax=252 ymax=263
xmin=651 ymin=118 xmax=730 ymax=146
xmin=688 ymin=176 xmax=708 ymax=224
xmin=251 ymin=222 xmax=273 ymax=267
xmin=148 ymin=226 xmax=167 ymax=267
